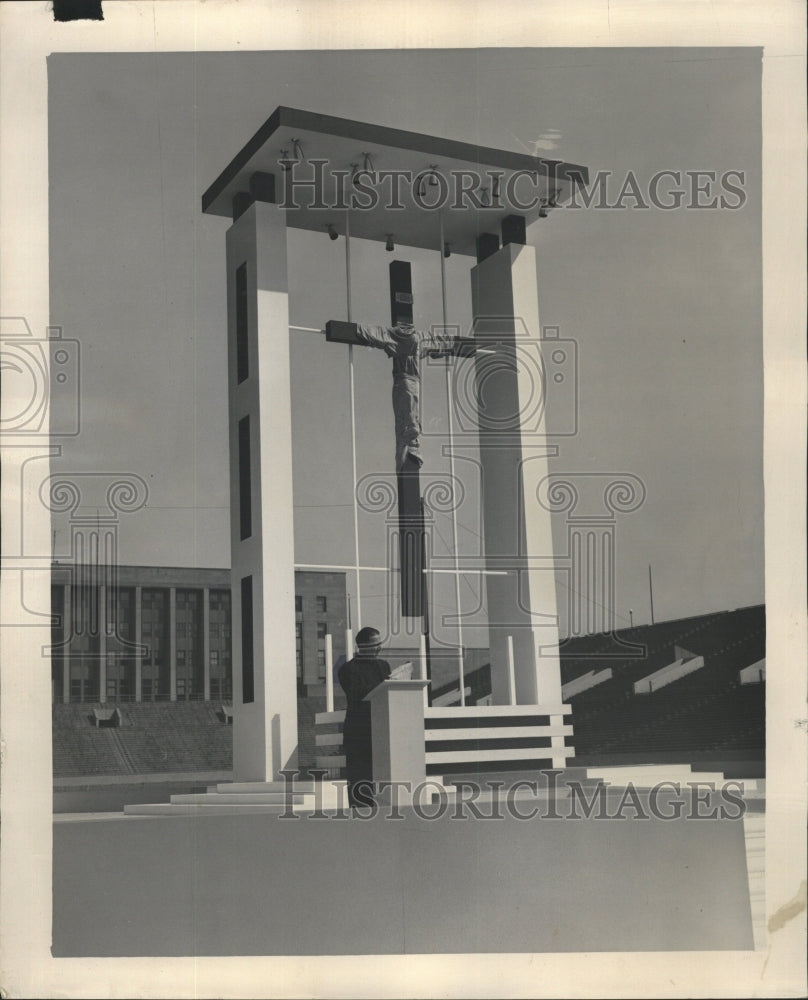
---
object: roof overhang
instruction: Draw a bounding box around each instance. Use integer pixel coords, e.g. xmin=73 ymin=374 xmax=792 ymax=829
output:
xmin=201 ymin=107 xmax=590 ymax=255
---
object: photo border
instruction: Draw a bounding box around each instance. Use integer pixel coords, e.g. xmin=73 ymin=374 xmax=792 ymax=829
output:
xmin=1 ymin=2 xmax=805 ymax=997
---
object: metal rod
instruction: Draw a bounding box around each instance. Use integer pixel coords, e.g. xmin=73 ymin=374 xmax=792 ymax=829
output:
xmin=345 ymin=210 xmax=362 ymax=630
xmin=325 ymin=633 xmax=334 ymax=712
xmin=419 ymin=633 xmax=429 ymax=708
xmin=425 ymin=568 xmax=508 ymax=576
xmin=295 ymin=564 xmax=388 ymax=572
xmin=439 ymin=212 xmax=465 ymax=707
xmin=420 ymin=496 xmax=432 ymax=706
xmin=648 ymin=564 xmax=655 ymax=625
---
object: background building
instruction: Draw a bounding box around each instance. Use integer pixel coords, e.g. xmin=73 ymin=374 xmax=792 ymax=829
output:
xmin=50 ymin=564 xmax=346 ymax=704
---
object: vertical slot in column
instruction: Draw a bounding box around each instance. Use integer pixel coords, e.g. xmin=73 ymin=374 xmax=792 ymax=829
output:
xmin=238 ymin=414 xmax=252 ymax=540
xmin=236 ymin=262 xmax=249 ymax=383
xmin=241 ymin=575 xmax=254 ymax=704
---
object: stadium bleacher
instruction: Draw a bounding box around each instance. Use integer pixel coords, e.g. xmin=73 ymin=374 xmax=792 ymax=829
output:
xmin=52 ymin=605 xmax=765 ymax=778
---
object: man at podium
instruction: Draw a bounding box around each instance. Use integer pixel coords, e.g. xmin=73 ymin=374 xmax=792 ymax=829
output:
xmin=338 ymin=626 xmax=392 ymax=808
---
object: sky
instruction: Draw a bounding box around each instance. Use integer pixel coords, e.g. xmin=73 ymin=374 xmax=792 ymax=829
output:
xmin=47 ymin=47 xmax=763 ymax=641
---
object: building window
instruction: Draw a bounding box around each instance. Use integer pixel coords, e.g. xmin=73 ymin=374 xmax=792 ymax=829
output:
xmin=295 ymin=621 xmax=303 ymax=677
xmin=317 ymin=622 xmax=328 ymax=676
xmin=211 ymin=677 xmax=233 ymax=701
xmin=208 ymin=589 xmax=232 ymax=698
xmin=316 ymin=596 xmax=327 ymax=614
xmin=141 ymin=589 xmax=169 ymax=676
xmin=177 ymin=649 xmax=186 ymax=666
xmin=295 ymin=595 xmax=303 ymax=617
xmin=177 ymin=678 xmax=187 ymax=698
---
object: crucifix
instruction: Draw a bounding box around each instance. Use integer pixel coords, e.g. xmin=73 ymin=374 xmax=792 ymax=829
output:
xmin=326 ymin=261 xmax=476 ymax=621
xmin=201 ymin=105 xmax=584 ymax=779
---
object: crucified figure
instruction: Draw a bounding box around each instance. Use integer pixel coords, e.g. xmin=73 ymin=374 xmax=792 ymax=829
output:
xmin=351 ymin=323 xmax=476 ymax=471
xmin=324 ymin=316 xmax=476 ymax=618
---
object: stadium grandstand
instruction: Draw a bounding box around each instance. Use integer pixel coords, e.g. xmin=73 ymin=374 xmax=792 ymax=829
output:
xmin=52 ymin=563 xmax=765 ymax=795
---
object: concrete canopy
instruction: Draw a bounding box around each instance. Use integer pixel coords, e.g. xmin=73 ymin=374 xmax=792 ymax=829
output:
xmin=201 ymin=106 xmax=590 ymax=255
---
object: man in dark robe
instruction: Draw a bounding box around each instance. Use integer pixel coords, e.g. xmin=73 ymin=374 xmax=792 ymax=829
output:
xmin=338 ymin=625 xmax=391 ymax=808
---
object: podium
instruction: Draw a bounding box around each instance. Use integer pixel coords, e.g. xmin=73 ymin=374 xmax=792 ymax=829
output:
xmin=365 ymin=679 xmax=430 ymax=796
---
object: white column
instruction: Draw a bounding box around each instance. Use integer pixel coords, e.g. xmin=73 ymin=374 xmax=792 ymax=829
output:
xmin=134 ymin=585 xmax=142 ymax=701
xmin=169 ymin=586 xmax=177 ymax=701
xmin=506 ymin=635 xmax=517 ymax=706
xmin=98 ymin=584 xmax=107 ymax=703
xmin=62 ymin=584 xmax=71 ymax=704
xmin=470 ymin=242 xmax=562 ymax=705
xmin=203 ymin=586 xmax=211 ymax=701
xmin=227 ymin=200 xmax=298 ymax=781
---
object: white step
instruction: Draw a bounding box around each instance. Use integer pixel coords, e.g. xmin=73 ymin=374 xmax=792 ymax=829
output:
xmin=426 ymin=746 xmax=576 ymax=765
xmin=171 ymin=792 xmax=311 ymax=805
xmin=585 ymin=764 xmax=760 ymax=790
xmin=124 ymin=802 xmax=291 ymax=816
xmin=425 ymin=704 xmax=571 ymax=719
xmin=214 ymin=780 xmax=317 ymax=794
xmin=124 ymin=778 xmax=462 ymax=815
xmin=314 ymin=711 xmax=346 ymax=725
xmin=445 ymin=785 xmax=572 ymax=803
xmin=586 ymin=764 xmax=696 ymax=786
xmin=425 ymin=723 xmax=573 ymax=742
xmin=315 ymin=733 xmax=343 ymax=746
xmin=675 ymin=771 xmax=729 ymax=785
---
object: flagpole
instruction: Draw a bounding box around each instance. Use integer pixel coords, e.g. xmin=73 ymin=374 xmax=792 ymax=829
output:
xmin=345 ymin=210 xmax=361 ymax=634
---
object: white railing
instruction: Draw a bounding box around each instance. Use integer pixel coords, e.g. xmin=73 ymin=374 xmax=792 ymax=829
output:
xmin=423 ymin=703 xmax=574 ymax=770
xmin=312 ymin=633 xmax=575 ymax=773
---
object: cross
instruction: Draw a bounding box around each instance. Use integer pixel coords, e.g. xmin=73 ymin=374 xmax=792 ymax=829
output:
xmin=325 ymin=261 xmax=477 ymax=620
